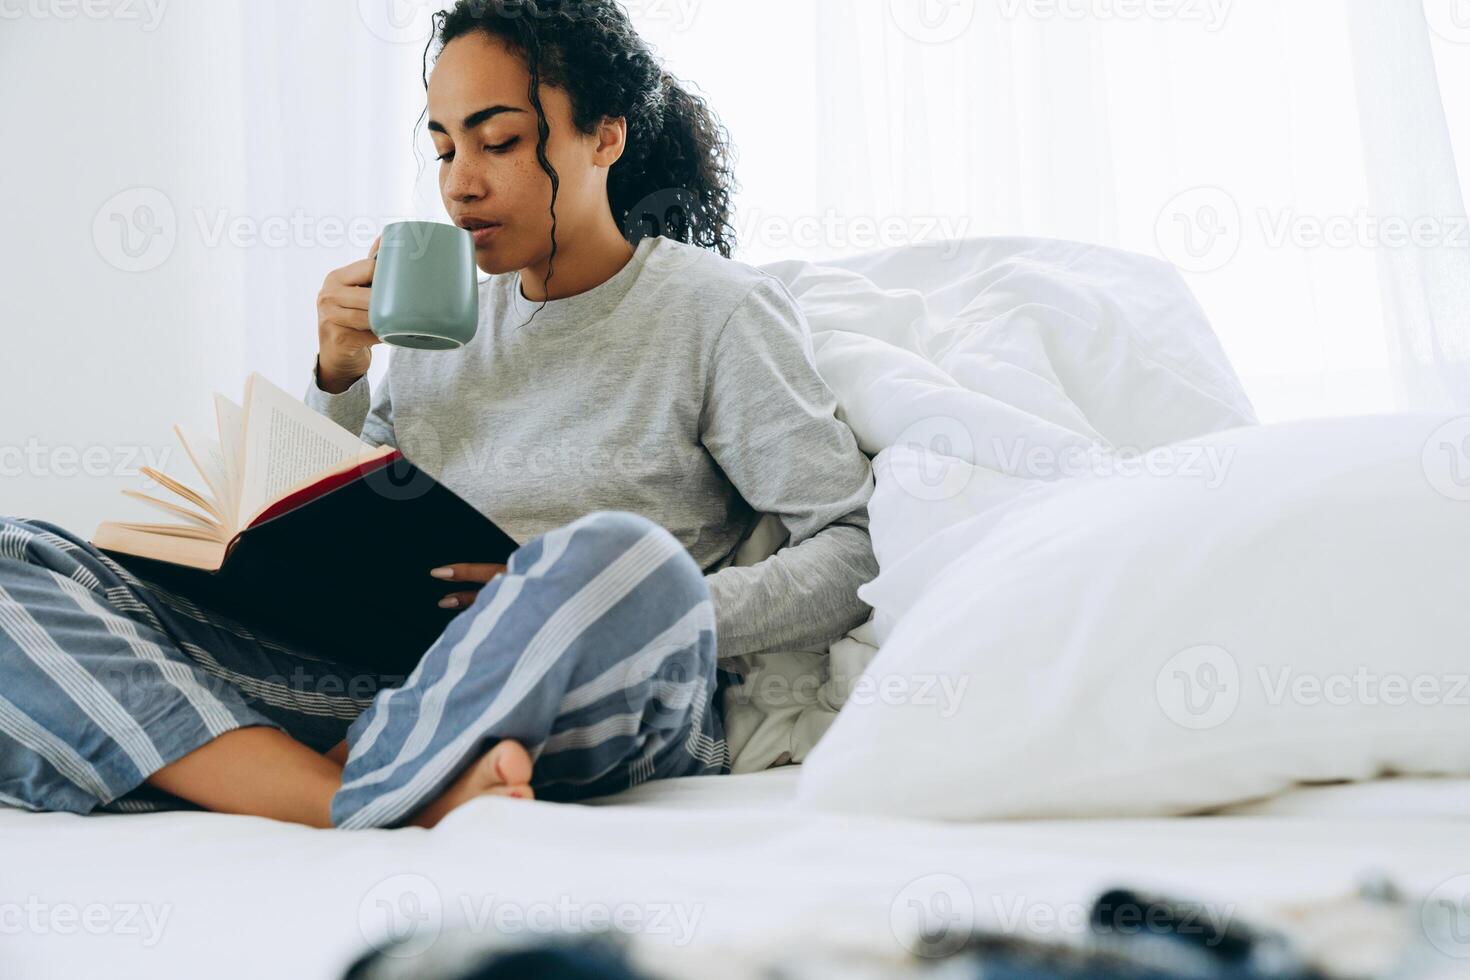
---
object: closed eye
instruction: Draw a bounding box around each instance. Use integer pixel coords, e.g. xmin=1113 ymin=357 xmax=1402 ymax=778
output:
xmin=436 ymin=138 xmax=519 ymax=164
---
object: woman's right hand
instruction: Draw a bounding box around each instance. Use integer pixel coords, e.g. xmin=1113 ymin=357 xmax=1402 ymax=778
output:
xmin=316 ymin=235 xmax=382 ymax=393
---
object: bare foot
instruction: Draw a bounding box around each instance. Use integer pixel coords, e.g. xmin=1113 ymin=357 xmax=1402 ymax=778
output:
xmin=408 ymin=740 xmax=534 ymax=828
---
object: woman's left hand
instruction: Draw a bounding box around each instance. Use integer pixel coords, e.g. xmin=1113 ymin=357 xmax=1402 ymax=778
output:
xmin=429 ymin=563 xmax=507 ymax=609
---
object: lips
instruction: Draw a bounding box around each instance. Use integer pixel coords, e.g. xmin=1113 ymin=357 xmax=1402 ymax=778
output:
xmin=456 ymin=216 xmax=503 ymax=248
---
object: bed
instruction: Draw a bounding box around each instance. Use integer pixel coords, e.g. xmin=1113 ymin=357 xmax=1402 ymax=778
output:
xmin=7 ymin=239 xmax=1469 ymax=978
xmin=4 ymin=771 xmax=1470 ymax=978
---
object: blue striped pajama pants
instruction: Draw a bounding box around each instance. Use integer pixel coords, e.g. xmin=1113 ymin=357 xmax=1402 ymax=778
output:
xmin=0 ymin=510 xmax=729 ymax=826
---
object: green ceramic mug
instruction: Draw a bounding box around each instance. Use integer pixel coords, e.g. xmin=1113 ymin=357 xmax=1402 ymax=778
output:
xmin=369 ymin=220 xmax=479 ymax=350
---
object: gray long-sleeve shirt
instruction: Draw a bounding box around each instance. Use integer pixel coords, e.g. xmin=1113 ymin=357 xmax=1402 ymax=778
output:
xmin=303 ymin=234 xmax=878 ymax=660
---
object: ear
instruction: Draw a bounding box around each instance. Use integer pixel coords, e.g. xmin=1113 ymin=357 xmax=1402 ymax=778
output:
xmin=592 ymin=116 xmax=627 ymax=168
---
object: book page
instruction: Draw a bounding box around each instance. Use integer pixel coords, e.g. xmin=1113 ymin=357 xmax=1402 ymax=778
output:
xmin=174 ymin=424 xmax=230 ymax=522
xmin=214 ymin=394 xmax=245 ymax=526
xmin=120 ymin=489 xmax=225 ymax=537
xmin=92 ymin=521 xmax=227 ymax=571
xmin=237 ymin=372 xmax=375 ymax=525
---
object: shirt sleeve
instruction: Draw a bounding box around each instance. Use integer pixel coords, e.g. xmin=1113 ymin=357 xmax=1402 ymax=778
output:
xmin=699 ymin=277 xmax=880 ymax=660
xmin=303 ymin=355 xmax=397 ymax=449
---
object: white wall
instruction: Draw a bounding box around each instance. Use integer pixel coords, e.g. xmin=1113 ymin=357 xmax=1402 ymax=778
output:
xmin=1 ymin=6 xmax=246 ymax=534
xmin=0 ymin=1 xmax=421 ymax=534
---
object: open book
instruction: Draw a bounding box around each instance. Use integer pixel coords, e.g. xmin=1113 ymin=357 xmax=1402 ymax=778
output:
xmin=92 ymin=372 xmax=397 ymax=571
xmin=91 ymin=372 xmax=517 ymax=672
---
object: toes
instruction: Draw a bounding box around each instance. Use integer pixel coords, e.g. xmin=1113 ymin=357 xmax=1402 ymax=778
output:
xmin=487 ymin=740 xmax=533 ymax=787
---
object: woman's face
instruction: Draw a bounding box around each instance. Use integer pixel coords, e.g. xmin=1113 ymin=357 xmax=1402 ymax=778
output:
xmin=427 ymin=32 xmax=620 ymax=275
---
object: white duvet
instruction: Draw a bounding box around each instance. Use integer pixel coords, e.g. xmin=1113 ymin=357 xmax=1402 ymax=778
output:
xmin=724 ymin=237 xmax=1256 ymax=772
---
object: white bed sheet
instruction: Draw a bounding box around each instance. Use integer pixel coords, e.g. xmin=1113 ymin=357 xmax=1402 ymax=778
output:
xmin=4 ymin=773 xmax=1468 ymax=980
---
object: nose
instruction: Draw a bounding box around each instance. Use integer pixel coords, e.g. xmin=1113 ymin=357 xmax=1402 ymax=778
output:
xmin=442 ymin=155 xmax=489 ymax=205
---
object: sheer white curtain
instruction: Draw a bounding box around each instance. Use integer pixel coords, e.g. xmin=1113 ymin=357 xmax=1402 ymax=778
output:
xmin=635 ymin=0 xmax=1470 ymax=421
xmin=237 ymin=3 xmax=427 ymax=392
xmin=0 ymin=2 xmax=425 ymax=531
xmin=164 ymin=0 xmax=1470 ymax=422
xmin=9 ymin=1 xmax=1467 ymax=533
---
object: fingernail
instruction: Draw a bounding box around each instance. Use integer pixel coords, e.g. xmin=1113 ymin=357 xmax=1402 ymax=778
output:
xmin=438 ymin=596 xmax=460 ymax=609
xmin=510 ymin=790 xmax=524 ymax=799
xmin=429 ymin=567 xmax=454 ymax=579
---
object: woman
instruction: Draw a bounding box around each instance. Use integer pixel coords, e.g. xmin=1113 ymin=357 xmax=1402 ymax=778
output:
xmin=0 ymin=0 xmax=876 ymax=829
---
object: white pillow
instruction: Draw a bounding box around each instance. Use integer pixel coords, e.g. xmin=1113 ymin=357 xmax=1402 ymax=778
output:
xmin=797 ymin=412 xmax=1470 ymax=819
xmin=817 ymin=236 xmax=1258 ymax=450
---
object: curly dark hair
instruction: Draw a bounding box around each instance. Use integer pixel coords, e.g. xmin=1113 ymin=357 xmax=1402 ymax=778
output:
xmin=417 ymin=0 xmax=738 ymax=293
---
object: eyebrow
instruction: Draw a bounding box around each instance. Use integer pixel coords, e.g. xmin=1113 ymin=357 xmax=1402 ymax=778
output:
xmin=427 ymin=105 xmax=526 ymax=134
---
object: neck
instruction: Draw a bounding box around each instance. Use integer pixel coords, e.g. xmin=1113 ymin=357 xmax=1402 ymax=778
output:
xmin=518 ymin=214 xmax=636 ymax=303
